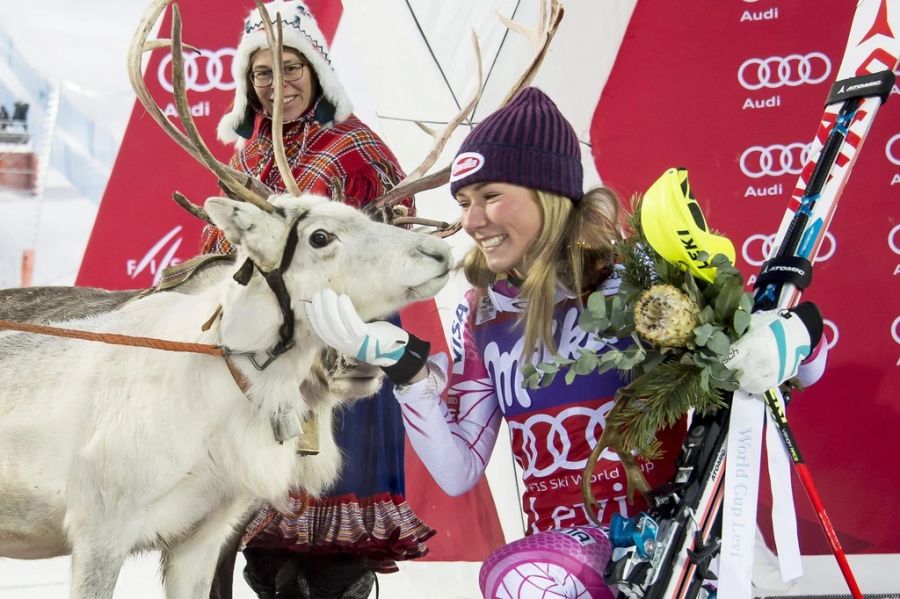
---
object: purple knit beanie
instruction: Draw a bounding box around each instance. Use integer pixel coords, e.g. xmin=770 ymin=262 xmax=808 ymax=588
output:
xmin=449 ymin=87 xmax=583 ymax=201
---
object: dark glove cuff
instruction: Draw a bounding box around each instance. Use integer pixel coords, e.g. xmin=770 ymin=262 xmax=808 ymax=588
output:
xmin=381 ymin=333 xmax=431 ymax=385
xmin=789 ymin=301 xmax=824 ymax=349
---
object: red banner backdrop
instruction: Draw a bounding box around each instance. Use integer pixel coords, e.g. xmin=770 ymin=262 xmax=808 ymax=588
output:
xmin=75 ymin=0 xmax=504 ymax=563
xmin=591 ymin=0 xmax=899 ymax=554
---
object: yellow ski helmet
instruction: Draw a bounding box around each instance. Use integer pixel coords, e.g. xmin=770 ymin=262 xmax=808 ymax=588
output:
xmin=640 ymin=168 xmax=736 ymax=283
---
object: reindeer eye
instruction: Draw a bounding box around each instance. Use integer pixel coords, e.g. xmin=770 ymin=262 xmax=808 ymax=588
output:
xmin=309 ymin=229 xmax=334 ymax=248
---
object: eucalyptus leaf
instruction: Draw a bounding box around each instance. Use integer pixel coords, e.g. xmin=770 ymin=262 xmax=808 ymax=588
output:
xmin=722 ymin=268 xmax=743 ymax=284
xmin=714 ymin=277 xmax=743 ymax=322
xmin=694 ymin=323 xmax=716 ymax=346
xmin=715 ymin=378 xmax=741 ymax=392
xmin=682 ymin=269 xmax=702 ymax=304
xmin=612 ymin=295 xmax=624 ymax=312
xmin=564 ymin=368 xmax=577 ymax=385
xmin=620 ymin=281 xmax=641 ymax=300
xmin=697 ymin=305 xmax=716 ymax=326
xmin=630 ymin=345 xmax=647 ymax=361
xmin=642 ymin=352 xmax=666 ymax=371
xmin=713 ymin=359 xmax=741 ymax=382
xmin=707 ymin=331 xmax=732 ymax=355
xmin=538 ymin=362 xmax=560 ymax=375
xmin=715 ymin=262 xmax=742 ymax=285
xmin=609 ymin=296 xmax=626 ymax=329
xmin=595 ymin=361 xmax=619 ymax=376
xmin=619 ymin=347 xmax=647 ymax=370
xmin=595 ymin=318 xmax=612 ymax=335
xmin=708 ymin=359 xmax=729 ymax=376
xmin=573 ymin=350 xmax=600 ymax=375
xmin=578 ymin=310 xmax=600 ymax=332
xmin=709 ymin=364 xmax=740 ymax=391
xmin=733 ymin=308 xmax=751 ymax=335
xmin=711 ymin=253 xmax=732 ymax=269
xmin=595 ymin=350 xmax=623 ymax=375
xmin=587 ymin=292 xmax=608 ymax=317
xmin=617 ymin=353 xmax=644 ymax=370
xmin=691 ymin=351 xmax=718 ymax=367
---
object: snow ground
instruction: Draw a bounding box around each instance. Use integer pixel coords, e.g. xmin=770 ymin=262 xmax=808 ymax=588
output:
xmin=1 ymin=553 xmax=899 ymax=598
xmin=0 ymin=553 xmax=488 ymax=599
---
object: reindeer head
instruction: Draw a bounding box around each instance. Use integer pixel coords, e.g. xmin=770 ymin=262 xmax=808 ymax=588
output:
xmin=205 ymin=194 xmax=452 ymax=321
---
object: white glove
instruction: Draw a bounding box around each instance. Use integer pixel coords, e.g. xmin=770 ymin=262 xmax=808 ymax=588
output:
xmin=305 ymin=289 xmax=430 ymax=384
xmin=722 ymin=302 xmax=823 ymax=395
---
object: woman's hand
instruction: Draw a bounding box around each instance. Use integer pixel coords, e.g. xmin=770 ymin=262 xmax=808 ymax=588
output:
xmin=722 ymin=302 xmax=823 ymax=394
xmin=306 ymin=289 xmax=430 ymax=384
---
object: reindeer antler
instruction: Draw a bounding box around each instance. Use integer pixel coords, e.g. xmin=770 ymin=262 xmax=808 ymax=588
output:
xmin=172 ymin=191 xmax=211 ymax=223
xmin=372 ymin=0 xmax=565 ymax=233
xmin=372 ymin=32 xmax=483 ymax=211
xmin=496 ymin=0 xmax=563 ymax=105
xmin=128 ymin=0 xmax=276 ymax=214
xmin=403 ymin=31 xmax=484 ymax=184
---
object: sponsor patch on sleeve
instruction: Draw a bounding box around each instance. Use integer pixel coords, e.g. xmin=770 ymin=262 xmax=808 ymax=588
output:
xmin=450 ymin=301 xmax=469 ymax=374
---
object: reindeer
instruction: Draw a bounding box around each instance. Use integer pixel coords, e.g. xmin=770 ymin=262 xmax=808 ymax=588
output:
xmin=0 ymin=193 xmax=453 ymax=599
xmin=0 ymin=262 xmax=389 ymax=599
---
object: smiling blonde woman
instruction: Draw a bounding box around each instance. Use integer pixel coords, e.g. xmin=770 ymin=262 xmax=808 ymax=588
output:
xmin=305 ymin=87 xmax=826 ymax=598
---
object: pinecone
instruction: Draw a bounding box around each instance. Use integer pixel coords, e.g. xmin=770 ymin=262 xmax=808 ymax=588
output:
xmin=633 ymin=284 xmax=700 ymax=347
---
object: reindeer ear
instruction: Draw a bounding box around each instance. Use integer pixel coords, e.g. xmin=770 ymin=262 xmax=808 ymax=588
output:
xmin=204 ymin=197 xmax=286 ymax=268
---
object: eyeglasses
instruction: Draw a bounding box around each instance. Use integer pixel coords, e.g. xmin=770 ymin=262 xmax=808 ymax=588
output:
xmin=250 ymin=63 xmax=308 ymax=87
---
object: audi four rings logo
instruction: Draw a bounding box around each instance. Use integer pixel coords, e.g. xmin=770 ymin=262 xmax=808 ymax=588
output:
xmin=738 ymin=53 xmax=831 ymax=90
xmin=887 ymin=133 xmax=900 ymax=166
xmin=508 ymin=405 xmax=616 ymax=478
xmin=740 ymin=142 xmax=812 ymax=178
xmin=742 ymin=232 xmax=836 ymax=267
xmin=158 ymin=48 xmax=237 ymax=93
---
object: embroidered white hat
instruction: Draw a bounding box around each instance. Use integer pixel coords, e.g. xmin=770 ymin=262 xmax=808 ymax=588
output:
xmin=217 ymin=0 xmax=353 ymax=144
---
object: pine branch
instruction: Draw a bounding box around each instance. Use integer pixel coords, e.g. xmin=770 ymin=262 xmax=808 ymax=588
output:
xmin=607 ymin=361 xmax=727 ymax=459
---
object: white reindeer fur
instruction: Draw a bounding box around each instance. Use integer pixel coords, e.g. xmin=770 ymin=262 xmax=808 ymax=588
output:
xmin=0 ymin=194 xmax=451 ymax=598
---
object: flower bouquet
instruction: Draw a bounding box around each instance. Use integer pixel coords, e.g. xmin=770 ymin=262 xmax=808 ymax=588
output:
xmin=522 ymin=169 xmax=753 ymax=512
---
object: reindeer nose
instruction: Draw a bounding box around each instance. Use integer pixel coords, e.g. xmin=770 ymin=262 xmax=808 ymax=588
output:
xmin=417 ymin=245 xmax=449 ymax=265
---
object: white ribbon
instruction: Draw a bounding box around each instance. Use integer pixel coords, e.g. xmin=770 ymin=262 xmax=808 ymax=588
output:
xmin=720 ymin=390 xmax=765 ymax=597
xmin=719 ymin=387 xmax=801 ymax=597
xmin=765 ymin=391 xmax=803 ymax=581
